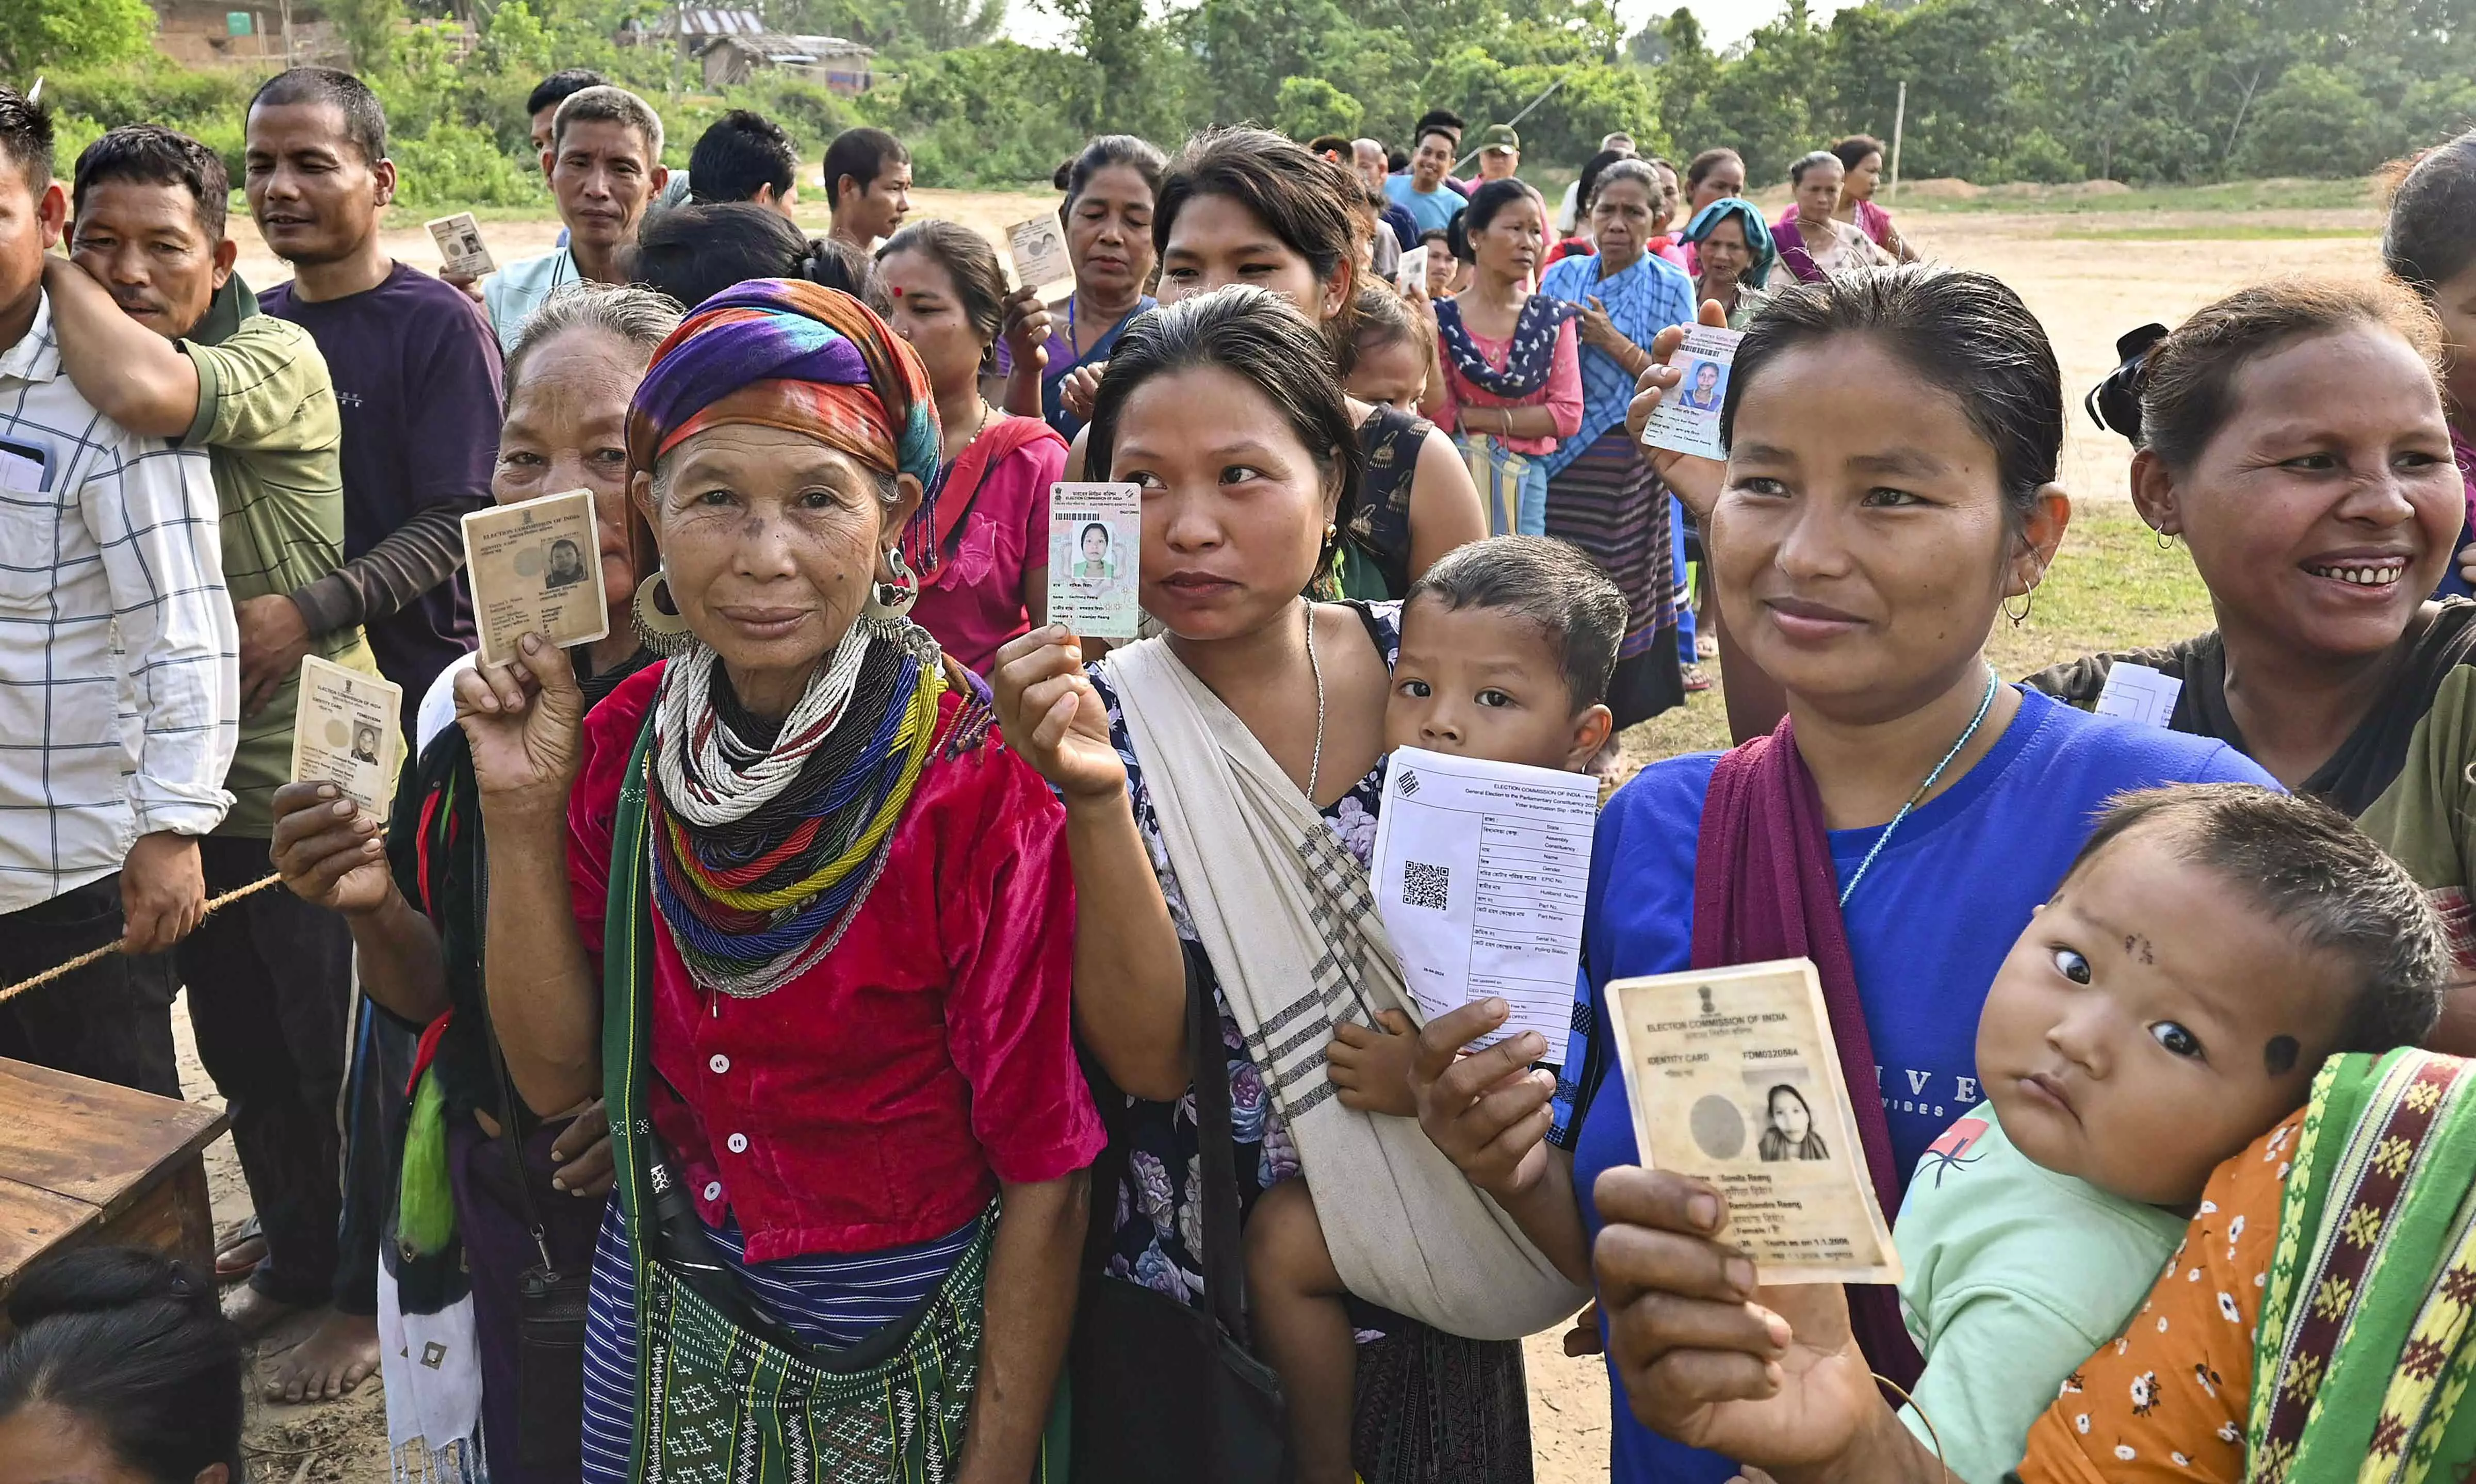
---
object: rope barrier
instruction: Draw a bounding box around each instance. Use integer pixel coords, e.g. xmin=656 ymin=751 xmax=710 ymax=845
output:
xmin=0 ymin=873 xmax=286 ymax=1005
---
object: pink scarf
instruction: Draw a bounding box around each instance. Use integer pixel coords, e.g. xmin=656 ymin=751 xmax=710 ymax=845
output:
xmin=1692 ymin=715 xmax=1925 ymax=1388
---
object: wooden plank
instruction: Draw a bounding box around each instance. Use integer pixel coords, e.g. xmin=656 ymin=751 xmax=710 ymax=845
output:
xmin=0 ymin=1057 xmax=225 ymax=1217
xmin=0 ymin=1177 xmax=102 ymax=1293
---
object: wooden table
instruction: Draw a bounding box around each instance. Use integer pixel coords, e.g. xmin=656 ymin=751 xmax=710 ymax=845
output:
xmin=0 ymin=1056 xmax=227 ymax=1319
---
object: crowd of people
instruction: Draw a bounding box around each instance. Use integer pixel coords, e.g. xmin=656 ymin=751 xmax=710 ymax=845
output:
xmin=2 ymin=52 xmax=2476 ymax=1484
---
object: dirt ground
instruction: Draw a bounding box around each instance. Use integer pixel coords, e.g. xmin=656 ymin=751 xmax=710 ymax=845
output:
xmin=202 ymin=189 xmax=2386 ymax=1482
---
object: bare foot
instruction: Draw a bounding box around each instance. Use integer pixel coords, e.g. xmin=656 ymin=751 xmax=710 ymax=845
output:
xmin=222 ymin=1279 xmax=311 ymax=1341
xmin=216 ymin=1231 xmax=268 ymax=1283
xmin=260 ymin=1307 xmax=381 ymax=1404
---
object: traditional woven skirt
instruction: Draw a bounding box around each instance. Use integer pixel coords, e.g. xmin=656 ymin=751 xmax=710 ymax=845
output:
xmin=1544 ymin=432 xmax=1684 ymax=728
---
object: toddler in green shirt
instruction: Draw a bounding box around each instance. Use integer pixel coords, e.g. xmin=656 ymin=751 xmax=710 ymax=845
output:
xmin=1891 ymin=784 xmax=2451 ymax=1483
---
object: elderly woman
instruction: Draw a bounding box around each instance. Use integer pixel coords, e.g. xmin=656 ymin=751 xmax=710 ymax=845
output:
xmin=267 ymin=283 xmax=678 ymax=1478
xmin=1538 ymin=157 xmax=1697 ymax=728
xmin=466 ymin=281 xmax=1098 ymax=1480
xmin=1772 ymin=151 xmax=1894 ymax=283
xmin=1000 ymin=134 xmax=1167 ymax=439
xmin=1680 ymin=197 xmax=1777 ymax=329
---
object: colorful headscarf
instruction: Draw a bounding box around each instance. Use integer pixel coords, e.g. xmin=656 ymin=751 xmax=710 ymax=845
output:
xmin=1681 ymin=198 xmax=1778 ymax=290
xmin=627 ymin=279 xmax=945 ymax=574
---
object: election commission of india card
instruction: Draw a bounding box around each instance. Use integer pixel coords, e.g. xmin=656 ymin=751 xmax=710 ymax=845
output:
xmin=1605 ymin=957 xmax=1902 ymax=1284
xmin=291 ymin=655 xmax=404 ymax=821
xmin=462 ymin=487 xmax=610 ymax=670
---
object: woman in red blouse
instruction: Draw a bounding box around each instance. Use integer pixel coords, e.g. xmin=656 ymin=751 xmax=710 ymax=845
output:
xmin=463 ymin=279 xmax=1100 ymax=1480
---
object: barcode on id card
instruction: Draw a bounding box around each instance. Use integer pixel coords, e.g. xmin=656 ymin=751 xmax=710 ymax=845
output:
xmin=1403 ymin=860 xmax=1450 ymax=910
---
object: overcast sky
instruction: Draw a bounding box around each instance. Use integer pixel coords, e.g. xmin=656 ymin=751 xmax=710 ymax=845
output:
xmin=1001 ymin=0 xmax=1856 ymax=59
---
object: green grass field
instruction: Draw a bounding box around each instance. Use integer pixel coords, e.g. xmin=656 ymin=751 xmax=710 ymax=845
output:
xmin=1614 ymin=505 xmax=2220 ymax=768
xmin=1898 ymin=177 xmax=2377 ymax=216
xmin=2053 ymin=223 xmax=2378 ymax=242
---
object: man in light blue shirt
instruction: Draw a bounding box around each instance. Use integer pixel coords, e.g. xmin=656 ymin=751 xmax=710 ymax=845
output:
xmin=1386 ymin=125 xmax=1465 ymax=236
xmin=482 ymin=84 xmax=667 ymax=351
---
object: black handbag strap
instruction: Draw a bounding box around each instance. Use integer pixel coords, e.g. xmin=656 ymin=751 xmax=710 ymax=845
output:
xmin=1184 ymin=939 xmax=1253 ymax=1349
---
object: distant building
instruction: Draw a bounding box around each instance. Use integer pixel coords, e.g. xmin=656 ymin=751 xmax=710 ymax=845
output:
xmin=626 ymin=8 xmax=875 ymax=93
xmin=147 ymin=0 xmax=349 ymax=67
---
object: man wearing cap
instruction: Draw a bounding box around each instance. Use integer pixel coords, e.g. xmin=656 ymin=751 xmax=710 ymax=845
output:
xmin=1475 ymin=124 xmax=1522 ymax=183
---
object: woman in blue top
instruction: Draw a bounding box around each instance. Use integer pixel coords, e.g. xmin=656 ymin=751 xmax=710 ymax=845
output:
xmin=998 ymin=135 xmax=1165 ymax=439
xmin=1408 ymin=266 xmax=2275 ymax=1484
xmin=1538 ymin=158 xmax=1698 ymax=729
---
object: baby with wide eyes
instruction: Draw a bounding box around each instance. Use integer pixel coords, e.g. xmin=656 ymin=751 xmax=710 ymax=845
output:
xmin=1887 ymin=784 xmax=2450 ymax=1484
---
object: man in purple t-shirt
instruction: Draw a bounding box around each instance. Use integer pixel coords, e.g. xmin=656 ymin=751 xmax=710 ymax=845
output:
xmin=245 ymin=68 xmax=501 ymax=739
xmin=238 ymin=64 xmax=503 ymax=1406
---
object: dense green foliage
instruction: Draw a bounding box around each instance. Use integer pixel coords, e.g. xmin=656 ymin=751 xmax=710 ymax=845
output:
xmin=32 ymin=0 xmax=2476 ymax=206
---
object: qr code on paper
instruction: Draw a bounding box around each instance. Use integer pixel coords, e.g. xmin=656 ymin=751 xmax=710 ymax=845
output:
xmin=1403 ymin=860 xmax=1450 ymax=911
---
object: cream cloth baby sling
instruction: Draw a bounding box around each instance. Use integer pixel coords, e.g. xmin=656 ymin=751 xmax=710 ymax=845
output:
xmin=1101 ymin=636 xmax=1587 ymax=1339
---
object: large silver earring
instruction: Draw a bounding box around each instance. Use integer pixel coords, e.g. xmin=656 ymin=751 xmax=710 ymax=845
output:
xmin=2154 ymin=527 xmax=2177 ymax=551
xmin=864 ymin=545 xmax=918 ymax=621
xmin=631 ymin=570 xmax=697 ymax=656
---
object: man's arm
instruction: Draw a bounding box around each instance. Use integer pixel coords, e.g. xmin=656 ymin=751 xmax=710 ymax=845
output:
xmin=289 ymin=502 xmax=485 ymax=637
xmin=39 ymin=257 xmax=199 ymax=439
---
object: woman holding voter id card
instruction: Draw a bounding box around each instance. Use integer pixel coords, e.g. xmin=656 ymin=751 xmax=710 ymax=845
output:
xmin=1409 ymin=264 xmax=2275 ymax=1484
xmin=462 ymin=279 xmax=1099 ymax=1482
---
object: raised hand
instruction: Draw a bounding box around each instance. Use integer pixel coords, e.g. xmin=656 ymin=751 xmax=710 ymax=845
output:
xmin=1410 ymin=999 xmax=1558 ymax=1200
xmin=269 ymin=780 xmax=399 ymax=918
xmin=1000 ymin=285 xmax=1054 ymax=378
xmin=990 ymin=625 xmax=1126 ymax=804
xmin=1060 ymin=362 xmax=1106 ymax=421
xmin=1625 ymin=299 xmax=1734 ymax=521
xmin=454 ymin=636 xmax=587 ymax=823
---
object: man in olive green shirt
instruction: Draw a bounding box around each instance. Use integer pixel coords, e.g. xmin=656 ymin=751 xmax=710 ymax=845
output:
xmin=50 ymin=124 xmax=384 ymax=1345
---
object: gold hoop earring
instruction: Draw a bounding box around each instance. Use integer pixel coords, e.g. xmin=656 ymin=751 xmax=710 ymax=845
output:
xmin=2004 ymin=586 xmax=2037 ymax=628
xmin=631 ymin=570 xmax=697 ymax=656
xmin=2154 ymin=527 xmax=2177 ymax=551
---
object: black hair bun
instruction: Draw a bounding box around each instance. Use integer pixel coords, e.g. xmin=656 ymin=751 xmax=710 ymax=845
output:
xmin=6 ymin=1247 xmax=212 ymax=1330
xmin=1445 ymin=212 xmax=1474 ymax=265
xmin=2085 ymin=321 xmax=2169 ymax=443
xmin=1053 ymin=157 xmax=1074 ymax=192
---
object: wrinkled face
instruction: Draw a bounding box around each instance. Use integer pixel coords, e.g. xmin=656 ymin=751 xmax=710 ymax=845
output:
xmin=493 ymin=327 xmax=649 ymax=623
xmin=245 ymin=101 xmax=391 ymax=267
xmin=1711 ymin=337 xmax=2039 ymax=724
xmin=1768 ymin=1088 xmax=1811 ymax=1143
xmin=1697 ymin=216 xmax=1751 ymax=284
xmin=634 ymin=425 xmax=919 ymax=686
xmin=70 ymin=178 xmax=228 ymax=339
xmin=1064 ymin=162 xmax=1156 ymax=303
xmin=879 ymin=247 xmax=985 ymax=401
xmin=1158 ymin=192 xmax=1347 ymax=326
xmin=1386 ymin=594 xmax=1597 ymax=770
xmin=1345 ymin=334 xmax=1425 ymax=414
xmin=1351 ymin=140 xmax=1388 ymax=191
xmin=547 ymin=117 xmax=660 ymax=255
xmin=1107 ymin=364 xmax=1336 ymax=643
xmin=1471 ymin=194 xmax=1543 ymax=282
xmin=2148 ymin=327 xmax=2459 ymax=670
xmin=1589 ymin=177 xmax=1655 ymax=270
xmin=1689 ymin=155 xmax=1745 ymax=213
xmin=1794 ymin=159 xmax=1844 ymax=221
xmin=838 ymin=157 xmax=913 ymax=243
xmin=2426 ymin=262 xmax=2476 ymax=420
xmin=1976 ymin=829 xmax=2349 ymax=1206
xmin=1843 ymin=150 xmax=1883 ymax=202
xmin=0 ymin=154 xmax=66 ymax=330
xmin=1411 ymin=133 xmax=1455 ymax=190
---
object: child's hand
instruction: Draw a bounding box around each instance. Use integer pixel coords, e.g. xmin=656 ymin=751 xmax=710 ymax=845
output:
xmin=1328 ymin=1010 xmax=1420 ymax=1117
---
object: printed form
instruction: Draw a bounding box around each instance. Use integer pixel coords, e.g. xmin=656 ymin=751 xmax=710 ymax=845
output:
xmin=1370 ymin=746 xmax=1599 ymax=1064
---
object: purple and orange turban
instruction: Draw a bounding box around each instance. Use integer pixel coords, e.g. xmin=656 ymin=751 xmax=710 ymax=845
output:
xmin=627 ymin=280 xmax=943 ymax=568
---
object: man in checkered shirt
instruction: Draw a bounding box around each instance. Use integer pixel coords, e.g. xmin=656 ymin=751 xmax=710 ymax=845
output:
xmin=0 ymin=88 xmax=236 ymax=1096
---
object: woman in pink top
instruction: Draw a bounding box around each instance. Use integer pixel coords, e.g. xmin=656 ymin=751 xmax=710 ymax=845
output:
xmin=879 ymin=220 xmax=1070 ymax=672
xmin=1831 ymin=133 xmax=1919 ymax=263
xmin=1434 ymin=178 xmax=1583 ymax=534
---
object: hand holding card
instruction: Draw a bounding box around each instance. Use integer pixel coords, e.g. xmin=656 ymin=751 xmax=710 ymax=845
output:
xmin=1046 ymin=482 xmax=1140 ymax=640
xmin=1008 ymin=216 xmax=1074 ymax=291
xmin=1637 ymin=323 xmax=1741 ymax=463
xmin=291 ymin=656 xmax=403 ymax=820
xmin=462 ymin=488 xmax=611 ymax=668
xmin=426 ymin=212 xmax=495 ymax=279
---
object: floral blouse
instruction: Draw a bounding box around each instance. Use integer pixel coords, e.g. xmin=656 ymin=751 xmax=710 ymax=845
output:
xmin=1086 ymin=601 xmax=1400 ymax=1304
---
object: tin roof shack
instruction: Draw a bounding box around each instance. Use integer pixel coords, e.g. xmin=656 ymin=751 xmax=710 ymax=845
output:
xmin=149 ymin=0 xmax=349 ymax=67
xmin=636 ymin=9 xmax=875 ymax=93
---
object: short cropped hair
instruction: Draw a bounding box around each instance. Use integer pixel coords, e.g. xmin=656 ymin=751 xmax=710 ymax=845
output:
xmin=1406 ymin=536 xmax=1627 ymax=710
xmin=2066 ymin=785 xmax=2451 ymax=1055
xmin=688 ymin=109 xmax=796 ymax=205
xmin=250 ymin=68 xmax=387 ymax=163
xmin=0 ymin=88 xmax=54 ymax=197
xmin=1413 ymin=108 xmax=1466 ymax=142
xmin=527 ymin=69 xmax=606 ymax=120
xmin=74 ymin=126 xmax=229 ymax=241
xmin=552 ymin=85 xmax=663 ymax=161
xmin=824 ymin=126 xmax=908 ymax=205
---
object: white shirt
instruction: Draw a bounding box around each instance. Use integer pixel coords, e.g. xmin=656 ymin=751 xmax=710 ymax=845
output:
xmin=480 ymin=247 xmax=579 ymax=354
xmin=0 ymin=291 xmax=237 ymax=913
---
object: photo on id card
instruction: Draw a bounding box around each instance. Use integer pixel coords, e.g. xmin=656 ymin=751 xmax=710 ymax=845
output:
xmin=1047 ymin=482 xmax=1140 ymax=640
xmin=290 ymin=654 xmax=403 ymax=820
xmin=1638 ymin=324 xmax=1741 ymax=462
xmin=1008 ymin=216 xmax=1074 ymax=291
xmin=425 ymin=212 xmax=495 ymax=278
xmin=460 ymin=487 xmax=610 ymax=669
xmin=1605 ymin=957 xmax=1901 ymax=1283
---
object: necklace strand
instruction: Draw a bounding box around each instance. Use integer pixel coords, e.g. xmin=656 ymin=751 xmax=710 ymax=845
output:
xmin=1304 ymin=598 xmax=1326 ymax=802
xmin=1836 ymin=665 xmax=2000 ymax=909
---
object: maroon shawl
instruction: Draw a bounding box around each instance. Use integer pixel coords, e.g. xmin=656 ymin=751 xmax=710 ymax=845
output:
xmin=1690 ymin=715 xmax=1925 ymax=1388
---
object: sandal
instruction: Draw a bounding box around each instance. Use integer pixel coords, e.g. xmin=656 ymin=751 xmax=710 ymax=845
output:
xmin=1683 ymin=663 xmax=1714 ymax=694
xmin=215 ymin=1215 xmax=267 ymax=1284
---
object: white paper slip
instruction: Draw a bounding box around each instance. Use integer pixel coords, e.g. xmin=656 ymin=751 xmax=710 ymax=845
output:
xmin=425 ymin=212 xmax=495 ymax=278
xmin=1605 ymin=958 xmax=1901 ymax=1284
xmin=1047 ymin=482 xmax=1141 ymax=640
xmin=1396 ymin=248 xmax=1428 ymax=296
xmin=2093 ymin=661 xmax=2184 ymax=729
xmin=1368 ymin=745 xmax=1598 ymax=1065
xmin=1008 ymin=216 xmax=1073 ymax=290
xmin=290 ymin=655 xmax=404 ymax=820
xmin=1638 ymin=324 xmax=1741 ymax=462
xmin=461 ymin=488 xmax=611 ymax=669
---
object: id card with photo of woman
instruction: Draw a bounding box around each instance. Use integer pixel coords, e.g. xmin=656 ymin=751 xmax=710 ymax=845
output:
xmin=461 ymin=487 xmax=611 ymax=669
xmin=1047 ymin=482 xmax=1141 ymax=640
xmin=1639 ymin=324 xmax=1742 ymax=462
xmin=1605 ymin=957 xmax=1902 ymax=1283
xmin=289 ymin=655 xmax=403 ymax=821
